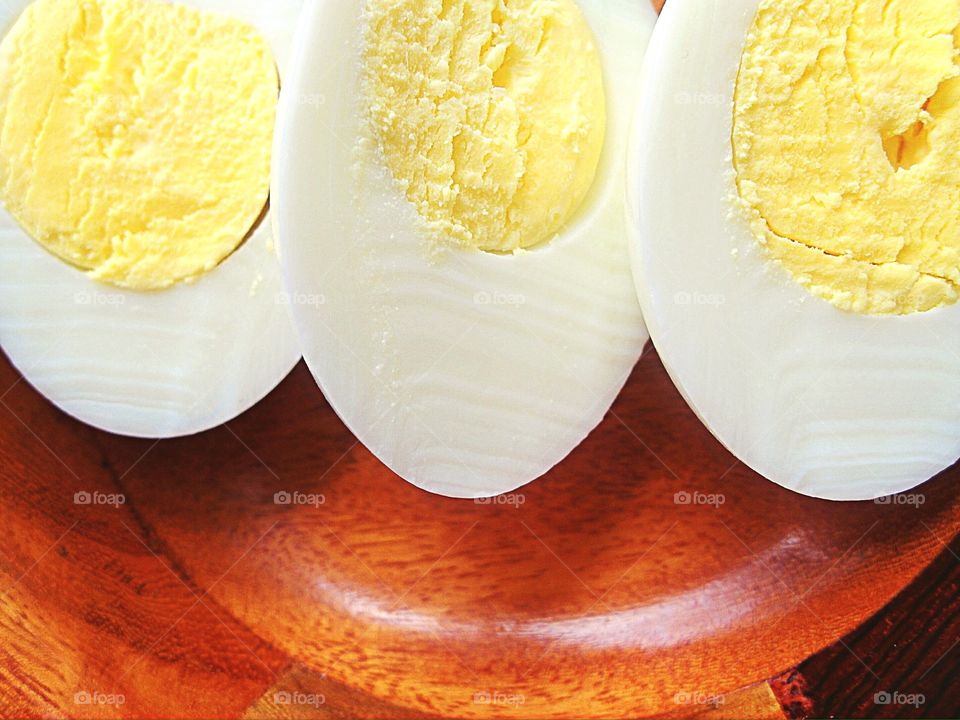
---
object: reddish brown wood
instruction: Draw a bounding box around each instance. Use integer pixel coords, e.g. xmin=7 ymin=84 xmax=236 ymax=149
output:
xmin=794 ymin=531 xmax=960 ymax=718
xmin=1 ymin=344 xmax=957 ymax=718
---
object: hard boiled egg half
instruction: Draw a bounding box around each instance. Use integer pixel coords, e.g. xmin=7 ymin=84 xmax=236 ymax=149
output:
xmin=275 ymin=0 xmax=654 ymax=497
xmin=0 ymin=0 xmax=303 ymax=437
xmin=629 ymin=0 xmax=960 ymax=499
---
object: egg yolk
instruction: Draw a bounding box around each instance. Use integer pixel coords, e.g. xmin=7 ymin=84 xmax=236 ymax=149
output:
xmin=733 ymin=0 xmax=960 ymax=315
xmin=0 ymin=0 xmax=277 ymax=290
xmin=362 ymin=0 xmax=606 ymax=253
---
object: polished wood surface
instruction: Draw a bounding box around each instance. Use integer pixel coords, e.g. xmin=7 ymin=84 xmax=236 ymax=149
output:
xmin=2 ymin=344 xmax=958 ymax=718
xmin=793 ymin=531 xmax=960 ymax=718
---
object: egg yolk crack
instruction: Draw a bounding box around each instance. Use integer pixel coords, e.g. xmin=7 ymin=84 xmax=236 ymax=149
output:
xmin=0 ymin=0 xmax=278 ymax=290
xmin=733 ymin=0 xmax=960 ymax=315
xmin=362 ymin=0 xmax=605 ymax=253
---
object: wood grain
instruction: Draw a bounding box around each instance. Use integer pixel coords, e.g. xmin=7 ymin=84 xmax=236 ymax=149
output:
xmin=2 ymin=345 xmax=957 ymax=718
xmin=794 ymin=531 xmax=960 ymax=718
xmin=0 ymin=367 xmax=293 ymax=719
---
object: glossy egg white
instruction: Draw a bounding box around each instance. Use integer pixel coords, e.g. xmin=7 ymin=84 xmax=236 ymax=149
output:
xmin=628 ymin=0 xmax=960 ymax=500
xmin=274 ymin=0 xmax=654 ymax=498
xmin=0 ymin=0 xmax=304 ymax=438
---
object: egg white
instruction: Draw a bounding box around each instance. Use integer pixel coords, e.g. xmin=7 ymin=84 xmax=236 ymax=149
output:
xmin=628 ymin=0 xmax=960 ymax=500
xmin=274 ymin=0 xmax=653 ymax=498
xmin=0 ymin=0 xmax=304 ymax=438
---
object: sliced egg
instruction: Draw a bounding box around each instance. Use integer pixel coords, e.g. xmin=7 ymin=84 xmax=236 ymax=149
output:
xmin=628 ymin=0 xmax=960 ymax=500
xmin=0 ymin=0 xmax=303 ymax=438
xmin=275 ymin=0 xmax=653 ymax=497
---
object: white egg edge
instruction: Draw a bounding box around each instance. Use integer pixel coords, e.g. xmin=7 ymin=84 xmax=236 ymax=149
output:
xmin=274 ymin=0 xmax=654 ymax=498
xmin=0 ymin=0 xmax=304 ymax=439
xmin=627 ymin=0 xmax=960 ymax=501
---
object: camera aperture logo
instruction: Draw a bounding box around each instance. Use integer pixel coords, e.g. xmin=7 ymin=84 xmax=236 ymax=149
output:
xmin=874 ymin=494 xmax=925 ymax=508
xmin=674 ymin=690 xmax=724 ymax=707
xmin=874 ymin=691 xmax=925 ymax=708
xmin=674 ymin=291 xmax=725 ymax=307
xmin=276 ymin=291 xmax=326 ymax=309
xmin=74 ymin=490 xmax=125 ymax=508
xmin=472 ymin=690 xmax=526 ymax=707
xmin=674 ymin=91 xmax=725 ymax=106
xmin=674 ymin=490 xmax=725 ymax=508
xmin=74 ymin=691 xmax=125 ymax=707
xmin=474 ymin=493 xmax=525 ymax=508
xmin=474 ymin=290 xmax=526 ymax=307
xmin=273 ymin=691 xmax=325 ymax=708
xmin=296 ymin=93 xmax=326 ymax=109
xmin=274 ymin=490 xmax=325 ymax=508
xmin=74 ymin=290 xmax=125 ymax=307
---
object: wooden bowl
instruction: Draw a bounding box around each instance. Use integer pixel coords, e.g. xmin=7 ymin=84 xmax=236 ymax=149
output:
xmin=1 ymin=345 xmax=957 ymax=718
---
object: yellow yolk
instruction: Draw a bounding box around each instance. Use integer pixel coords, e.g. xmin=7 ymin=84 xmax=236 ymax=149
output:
xmin=733 ymin=0 xmax=960 ymax=315
xmin=0 ymin=0 xmax=278 ymax=290
xmin=362 ymin=0 xmax=605 ymax=253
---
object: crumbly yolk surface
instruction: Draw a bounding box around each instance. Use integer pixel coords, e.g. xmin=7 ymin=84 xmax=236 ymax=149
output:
xmin=362 ymin=0 xmax=605 ymax=253
xmin=0 ymin=0 xmax=278 ymax=290
xmin=733 ymin=0 xmax=960 ymax=315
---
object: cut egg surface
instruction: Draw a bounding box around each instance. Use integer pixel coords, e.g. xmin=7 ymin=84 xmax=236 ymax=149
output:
xmin=629 ymin=0 xmax=960 ymax=500
xmin=275 ymin=0 xmax=654 ymax=497
xmin=0 ymin=0 xmax=303 ymax=438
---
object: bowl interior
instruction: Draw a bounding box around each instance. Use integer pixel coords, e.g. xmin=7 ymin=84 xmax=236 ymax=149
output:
xmin=2 ymin=348 xmax=956 ymax=718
